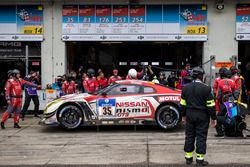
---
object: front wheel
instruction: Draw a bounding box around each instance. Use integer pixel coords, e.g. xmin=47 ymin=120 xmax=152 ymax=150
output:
xmin=57 ymin=105 xmax=83 ymax=130
xmin=156 ymin=105 xmax=180 ymax=130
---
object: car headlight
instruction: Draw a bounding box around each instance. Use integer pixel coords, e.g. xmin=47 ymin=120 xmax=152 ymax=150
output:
xmin=44 ymin=99 xmax=63 ymax=114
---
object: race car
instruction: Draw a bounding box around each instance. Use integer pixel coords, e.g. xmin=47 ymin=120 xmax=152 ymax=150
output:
xmin=40 ymin=80 xmax=182 ymax=130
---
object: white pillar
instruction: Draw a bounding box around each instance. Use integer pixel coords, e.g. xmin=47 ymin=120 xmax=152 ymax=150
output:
xmin=41 ymin=1 xmax=66 ymax=88
xmin=203 ymin=0 xmax=238 ymax=84
xmin=41 ymin=2 xmax=53 ymax=88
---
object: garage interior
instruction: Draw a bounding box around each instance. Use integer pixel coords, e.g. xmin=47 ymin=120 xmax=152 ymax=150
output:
xmin=66 ymin=41 xmax=203 ymax=78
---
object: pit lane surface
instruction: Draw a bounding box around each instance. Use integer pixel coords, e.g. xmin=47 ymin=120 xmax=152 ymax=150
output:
xmin=0 ymin=116 xmax=250 ymax=167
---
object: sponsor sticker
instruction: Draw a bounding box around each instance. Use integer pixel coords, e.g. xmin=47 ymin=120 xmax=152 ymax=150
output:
xmin=158 ymin=96 xmax=180 ymax=102
xmin=97 ymin=98 xmax=116 ymax=118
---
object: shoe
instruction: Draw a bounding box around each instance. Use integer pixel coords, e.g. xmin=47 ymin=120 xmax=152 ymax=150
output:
xmin=214 ymin=133 xmax=224 ymax=137
xmin=14 ymin=123 xmax=21 ymax=129
xmin=1 ymin=122 xmax=5 ymax=129
xmin=196 ymin=159 xmax=209 ymax=166
xmin=185 ymin=157 xmax=193 ymax=165
xmin=34 ymin=114 xmax=41 ymax=118
xmin=21 ymin=114 xmax=25 ymax=121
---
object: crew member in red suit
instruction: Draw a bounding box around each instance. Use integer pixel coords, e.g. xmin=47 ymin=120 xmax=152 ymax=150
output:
xmin=97 ymin=72 xmax=108 ymax=89
xmin=178 ymin=63 xmax=192 ymax=89
xmin=1 ymin=69 xmax=37 ymax=129
xmin=108 ymin=69 xmax=122 ymax=84
xmin=83 ymin=68 xmax=99 ymax=93
xmin=215 ymin=69 xmax=236 ymax=136
xmin=62 ymin=75 xmax=77 ymax=95
xmin=213 ymin=67 xmax=227 ymax=112
xmin=217 ymin=70 xmax=236 ymax=105
xmin=230 ymin=66 xmax=242 ymax=102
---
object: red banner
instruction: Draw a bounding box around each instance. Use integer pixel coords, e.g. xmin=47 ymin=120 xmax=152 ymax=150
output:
xmin=113 ymin=5 xmax=128 ymax=16
xmin=79 ymin=5 xmax=95 ymax=16
xmin=96 ymin=5 xmax=111 ymax=16
xmin=62 ymin=5 xmax=78 ymax=16
xmin=237 ymin=5 xmax=250 ymax=16
xmin=130 ymin=5 xmax=145 ymax=17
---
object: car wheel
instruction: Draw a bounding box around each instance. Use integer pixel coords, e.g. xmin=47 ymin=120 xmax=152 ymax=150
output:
xmin=57 ymin=105 xmax=83 ymax=130
xmin=156 ymin=105 xmax=180 ymax=130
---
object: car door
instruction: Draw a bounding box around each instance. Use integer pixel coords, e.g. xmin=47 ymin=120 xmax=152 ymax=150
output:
xmin=96 ymin=84 xmax=147 ymax=120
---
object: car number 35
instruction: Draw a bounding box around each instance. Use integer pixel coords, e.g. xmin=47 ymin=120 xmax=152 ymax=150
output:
xmin=101 ymin=106 xmax=112 ymax=115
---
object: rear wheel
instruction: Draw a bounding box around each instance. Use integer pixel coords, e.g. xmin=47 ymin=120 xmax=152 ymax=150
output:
xmin=57 ymin=105 xmax=83 ymax=130
xmin=156 ymin=105 xmax=180 ymax=130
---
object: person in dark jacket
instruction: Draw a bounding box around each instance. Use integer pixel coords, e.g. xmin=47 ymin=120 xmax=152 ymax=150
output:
xmin=180 ymin=67 xmax=217 ymax=166
xmin=158 ymin=72 xmax=168 ymax=86
xmin=21 ymin=71 xmax=40 ymax=119
xmin=167 ymin=71 xmax=178 ymax=88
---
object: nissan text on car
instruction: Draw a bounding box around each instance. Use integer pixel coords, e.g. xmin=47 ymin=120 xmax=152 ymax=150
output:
xmin=41 ymin=80 xmax=182 ymax=130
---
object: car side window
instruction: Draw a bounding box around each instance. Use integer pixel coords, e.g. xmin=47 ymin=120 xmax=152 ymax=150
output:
xmin=143 ymin=86 xmax=156 ymax=93
xmin=107 ymin=85 xmax=141 ymax=95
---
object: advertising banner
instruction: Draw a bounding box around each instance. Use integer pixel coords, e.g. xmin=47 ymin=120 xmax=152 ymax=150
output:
xmin=236 ymin=4 xmax=250 ymax=40
xmin=62 ymin=4 xmax=208 ymax=41
xmin=0 ymin=5 xmax=43 ymax=41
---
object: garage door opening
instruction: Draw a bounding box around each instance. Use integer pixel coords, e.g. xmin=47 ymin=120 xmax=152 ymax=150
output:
xmin=239 ymin=42 xmax=250 ymax=75
xmin=66 ymin=42 xmax=203 ymax=78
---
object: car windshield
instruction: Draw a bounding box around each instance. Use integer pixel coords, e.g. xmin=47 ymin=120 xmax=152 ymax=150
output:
xmin=90 ymin=83 xmax=117 ymax=95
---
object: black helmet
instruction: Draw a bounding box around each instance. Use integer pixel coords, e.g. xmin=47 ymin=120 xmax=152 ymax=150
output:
xmin=87 ymin=68 xmax=95 ymax=77
xmin=218 ymin=67 xmax=227 ymax=75
xmin=230 ymin=66 xmax=238 ymax=74
xmin=225 ymin=69 xmax=232 ymax=78
xmin=221 ymin=69 xmax=231 ymax=78
xmin=191 ymin=67 xmax=204 ymax=78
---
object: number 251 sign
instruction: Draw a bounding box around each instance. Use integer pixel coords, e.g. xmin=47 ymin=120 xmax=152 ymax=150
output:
xmin=98 ymin=99 xmax=116 ymax=118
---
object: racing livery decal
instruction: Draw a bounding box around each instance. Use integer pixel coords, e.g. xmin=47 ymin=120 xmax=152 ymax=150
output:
xmin=115 ymin=100 xmax=151 ymax=118
xmin=158 ymin=96 xmax=180 ymax=102
xmin=97 ymin=98 xmax=116 ymax=118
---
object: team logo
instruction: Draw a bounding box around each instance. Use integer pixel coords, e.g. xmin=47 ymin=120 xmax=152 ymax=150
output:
xmin=105 ymin=99 xmax=109 ymax=103
xmin=181 ymin=9 xmax=193 ymax=21
xmin=17 ymin=9 xmax=30 ymax=21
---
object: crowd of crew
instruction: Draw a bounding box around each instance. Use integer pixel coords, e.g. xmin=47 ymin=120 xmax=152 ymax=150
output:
xmin=0 ymin=63 xmax=249 ymax=131
xmin=47 ymin=65 xmax=186 ymax=95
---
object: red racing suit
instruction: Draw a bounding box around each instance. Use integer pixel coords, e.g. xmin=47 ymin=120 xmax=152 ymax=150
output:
xmin=108 ymin=75 xmax=122 ymax=84
xmin=213 ymin=77 xmax=221 ymax=111
xmin=231 ymin=74 xmax=242 ymax=101
xmin=97 ymin=77 xmax=108 ymax=89
xmin=82 ymin=77 xmax=99 ymax=93
xmin=1 ymin=78 xmax=36 ymax=123
xmin=216 ymin=78 xmax=235 ymax=111
xmin=62 ymin=81 xmax=76 ymax=94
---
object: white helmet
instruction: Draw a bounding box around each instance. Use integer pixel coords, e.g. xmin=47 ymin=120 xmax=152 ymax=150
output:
xmin=128 ymin=68 xmax=137 ymax=79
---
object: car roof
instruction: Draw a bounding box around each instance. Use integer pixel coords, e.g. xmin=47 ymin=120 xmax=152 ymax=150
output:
xmin=115 ymin=80 xmax=181 ymax=94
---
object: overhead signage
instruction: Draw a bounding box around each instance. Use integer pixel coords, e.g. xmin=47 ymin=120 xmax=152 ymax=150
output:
xmin=0 ymin=5 xmax=43 ymax=41
xmin=236 ymin=4 xmax=250 ymax=40
xmin=62 ymin=4 xmax=207 ymax=41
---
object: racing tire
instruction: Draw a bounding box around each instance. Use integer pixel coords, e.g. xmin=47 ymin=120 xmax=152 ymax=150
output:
xmin=156 ymin=105 xmax=180 ymax=130
xmin=57 ymin=105 xmax=83 ymax=130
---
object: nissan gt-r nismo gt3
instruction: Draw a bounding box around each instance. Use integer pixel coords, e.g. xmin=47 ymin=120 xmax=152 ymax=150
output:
xmin=41 ymin=80 xmax=182 ymax=130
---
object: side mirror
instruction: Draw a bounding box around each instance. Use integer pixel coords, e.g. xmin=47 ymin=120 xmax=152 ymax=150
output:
xmin=101 ymin=92 xmax=107 ymax=96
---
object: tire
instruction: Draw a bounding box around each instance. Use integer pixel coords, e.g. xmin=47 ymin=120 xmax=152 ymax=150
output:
xmin=57 ymin=105 xmax=83 ymax=130
xmin=156 ymin=105 xmax=180 ymax=130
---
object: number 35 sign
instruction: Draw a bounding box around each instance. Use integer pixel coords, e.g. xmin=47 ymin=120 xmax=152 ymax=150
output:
xmin=97 ymin=98 xmax=116 ymax=118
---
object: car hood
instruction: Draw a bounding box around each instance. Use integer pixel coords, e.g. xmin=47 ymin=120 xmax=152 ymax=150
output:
xmin=44 ymin=93 xmax=95 ymax=114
